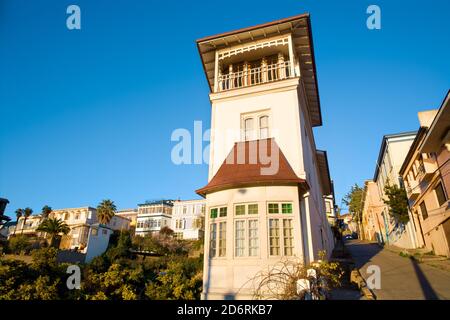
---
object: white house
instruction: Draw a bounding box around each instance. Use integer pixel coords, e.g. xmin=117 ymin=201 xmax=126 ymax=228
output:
xmin=135 ymin=200 xmax=173 ymax=236
xmin=373 ymin=132 xmax=419 ymax=249
xmin=196 ymin=13 xmax=335 ymax=299
xmin=171 ymin=199 xmax=206 ymax=240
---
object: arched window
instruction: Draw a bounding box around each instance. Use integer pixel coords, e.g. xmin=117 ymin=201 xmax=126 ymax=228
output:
xmin=259 ymin=115 xmax=269 ymax=139
xmin=244 ymin=118 xmax=254 ymax=141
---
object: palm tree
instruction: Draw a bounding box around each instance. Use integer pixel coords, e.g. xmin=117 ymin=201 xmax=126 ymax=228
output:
xmin=14 ymin=208 xmax=23 ymax=235
xmin=21 ymin=207 xmax=33 ymax=235
xmin=37 ymin=218 xmax=70 ymax=248
xmin=39 ymin=205 xmax=52 ymax=238
xmin=96 ymin=199 xmax=116 ymax=225
xmin=41 ymin=205 xmax=52 ymax=220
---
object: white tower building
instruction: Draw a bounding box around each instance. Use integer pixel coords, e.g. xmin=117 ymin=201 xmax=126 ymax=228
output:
xmin=196 ymin=13 xmax=334 ymax=299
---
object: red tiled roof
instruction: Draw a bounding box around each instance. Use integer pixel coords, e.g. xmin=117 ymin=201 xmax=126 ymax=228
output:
xmin=196 ymin=138 xmax=309 ymax=197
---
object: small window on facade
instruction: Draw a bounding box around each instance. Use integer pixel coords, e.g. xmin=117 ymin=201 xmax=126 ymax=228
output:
xmin=219 ymin=207 xmax=227 ymax=217
xmin=235 ymin=220 xmax=245 ymax=257
xmin=244 ymin=118 xmax=254 ymax=141
xmin=283 ymin=219 xmax=294 ymax=256
xmin=248 ymin=204 xmax=258 ymax=215
xmin=259 ymin=116 xmax=269 ymax=139
xmin=235 ymin=205 xmax=245 ymax=216
xmin=420 ymin=201 xmax=428 ymax=220
xmin=269 ymin=219 xmax=280 ymax=255
xmin=209 ymin=223 xmax=217 ymax=257
xmin=218 ymin=222 xmax=227 ymax=257
xmin=282 ymin=203 xmax=293 ymax=214
xmin=268 ymin=203 xmax=279 ymax=214
xmin=210 ymin=208 xmax=218 ymax=219
xmin=435 ymin=182 xmax=447 ymax=207
xmin=248 ymin=219 xmax=259 ymax=256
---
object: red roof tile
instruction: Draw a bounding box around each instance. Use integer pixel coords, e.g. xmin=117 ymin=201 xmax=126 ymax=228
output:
xmin=196 ymin=138 xmax=309 ymax=197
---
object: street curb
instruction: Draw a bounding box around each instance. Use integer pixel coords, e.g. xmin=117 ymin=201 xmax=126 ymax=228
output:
xmin=350 ymin=269 xmax=376 ymax=300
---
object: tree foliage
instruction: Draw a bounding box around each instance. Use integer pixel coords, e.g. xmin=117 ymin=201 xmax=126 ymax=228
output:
xmin=96 ymin=200 xmax=116 ymax=224
xmin=37 ymin=218 xmax=70 ymax=247
xmin=383 ymin=183 xmax=409 ymax=224
xmin=343 ymin=184 xmax=364 ymax=222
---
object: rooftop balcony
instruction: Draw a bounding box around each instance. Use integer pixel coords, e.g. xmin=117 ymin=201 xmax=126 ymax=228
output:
xmin=217 ymin=60 xmax=293 ymax=92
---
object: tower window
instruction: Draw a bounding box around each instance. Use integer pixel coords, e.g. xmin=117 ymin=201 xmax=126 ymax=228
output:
xmin=283 ymin=219 xmax=294 ymax=256
xmin=244 ymin=118 xmax=254 ymax=141
xmin=218 ymin=222 xmax=227 ymax=257
xmin=248 ymin=204 xmax=258 ymax=215
xmin=269 ymin=219 xmax=280 ymax=255
xmin=268 ymin=203 xmax=279 ymax=214
xmin=282 ymin=203 xmax=293 ymax=214
xmin=235 ymin=205 xmax=245 ymax=216
xmin=259 ymin=116 xmax=269 ymax=139
xmin=248 ymin=219 xmax=259 ymax=256
xmin=219 ymin=207 xmax=227 ymax=217
xmin=241 ymin=113 xmax=270 ymax=141
xmin=210 ymin=223 xmax=217 ymax=257
xmin=235 ymin=220 xmax=245 ymax=257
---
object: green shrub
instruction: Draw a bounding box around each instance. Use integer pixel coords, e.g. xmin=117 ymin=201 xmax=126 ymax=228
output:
xmin=8 ymin=236 xmax=32 ymax=254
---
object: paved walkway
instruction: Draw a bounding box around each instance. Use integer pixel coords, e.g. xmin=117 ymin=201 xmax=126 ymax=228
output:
xmin=345 ymin=239 xmax=450 ymax=300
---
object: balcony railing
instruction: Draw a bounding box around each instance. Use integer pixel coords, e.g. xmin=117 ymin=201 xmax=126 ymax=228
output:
xmin=217 ymin=61 xmax=292 ymax=92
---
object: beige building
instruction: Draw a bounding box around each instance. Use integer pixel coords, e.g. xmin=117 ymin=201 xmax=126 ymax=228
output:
xmin=196 ymin=13 xmax=334 ymax=299
xmin=116 ymin=209 xmax=138 ymax=228
xmin=171 ymin=199 xmax=205 ymax=240
xmin=361 ymin=180 xmax=387 ymax=243
xmin=400 ymin=91 xmax=450 ymax=257
xmin=50 ymin=206 xmax=130 ymax=250
xmin=14 ymin=215 xmax=43 ymax=237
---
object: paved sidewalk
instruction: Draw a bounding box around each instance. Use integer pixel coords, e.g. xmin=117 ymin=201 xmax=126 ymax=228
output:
xmin=345 ymin=240 xmax=450 ymax=300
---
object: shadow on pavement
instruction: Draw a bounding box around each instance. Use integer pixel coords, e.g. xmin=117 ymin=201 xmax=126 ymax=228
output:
xmin=409 ymin=257 xmax=439 ymax=300
xmin=344 ymin=240 xmax=383 ymax=269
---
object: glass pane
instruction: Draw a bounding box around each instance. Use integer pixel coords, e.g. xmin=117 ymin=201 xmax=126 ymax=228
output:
xmin=210 ymin=223 xmax=217 ymax=257
xmin=282 ymin=203 xmax=292 ymax=214
xmin=235 ymin=205 xmax=245 ymax=216
xmin=259 ymin=116 xmax=268 ymax=128
xmin=268 ymin=203 xmax=279 ymax=214
xmin=219 ymin=222 xmax=226 ymax=257
xmin=248 ymin=204 xmax=258 ymax=214
xmin=219 ymin=207 xmax=227 ymax=217
xmin=210 ymin=208 xmax=218 ymax=219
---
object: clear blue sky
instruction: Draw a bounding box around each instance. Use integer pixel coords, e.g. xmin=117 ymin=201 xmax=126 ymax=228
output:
xmin=1 ymin=0 xmax=449 ymax=217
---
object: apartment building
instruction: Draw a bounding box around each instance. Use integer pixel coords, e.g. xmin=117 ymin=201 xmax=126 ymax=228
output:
xmin=171 ymin=199 xmax=206 ymax=240
xmin=196 ymin=13 xmax=335 ymax=299
xmin=135 ymin=200 xmax=173 ymax=236
xmin=400 ymin=91 xmax=450 ymax=257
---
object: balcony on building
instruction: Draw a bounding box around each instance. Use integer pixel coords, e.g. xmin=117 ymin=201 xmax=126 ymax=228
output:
xmin=406 ymin=183 xmax=420 ymax=201
xmin=212 ymin=35 xmax=300 ymax=93
xmin=216 ymin=47 xmax=297 ymax=92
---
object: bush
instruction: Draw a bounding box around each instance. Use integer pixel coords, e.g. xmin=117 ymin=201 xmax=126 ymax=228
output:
xmin=8 ymin=236 xmax=32 ymax=254
xmin=145 ymin=257 xmax=203 ymax=300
